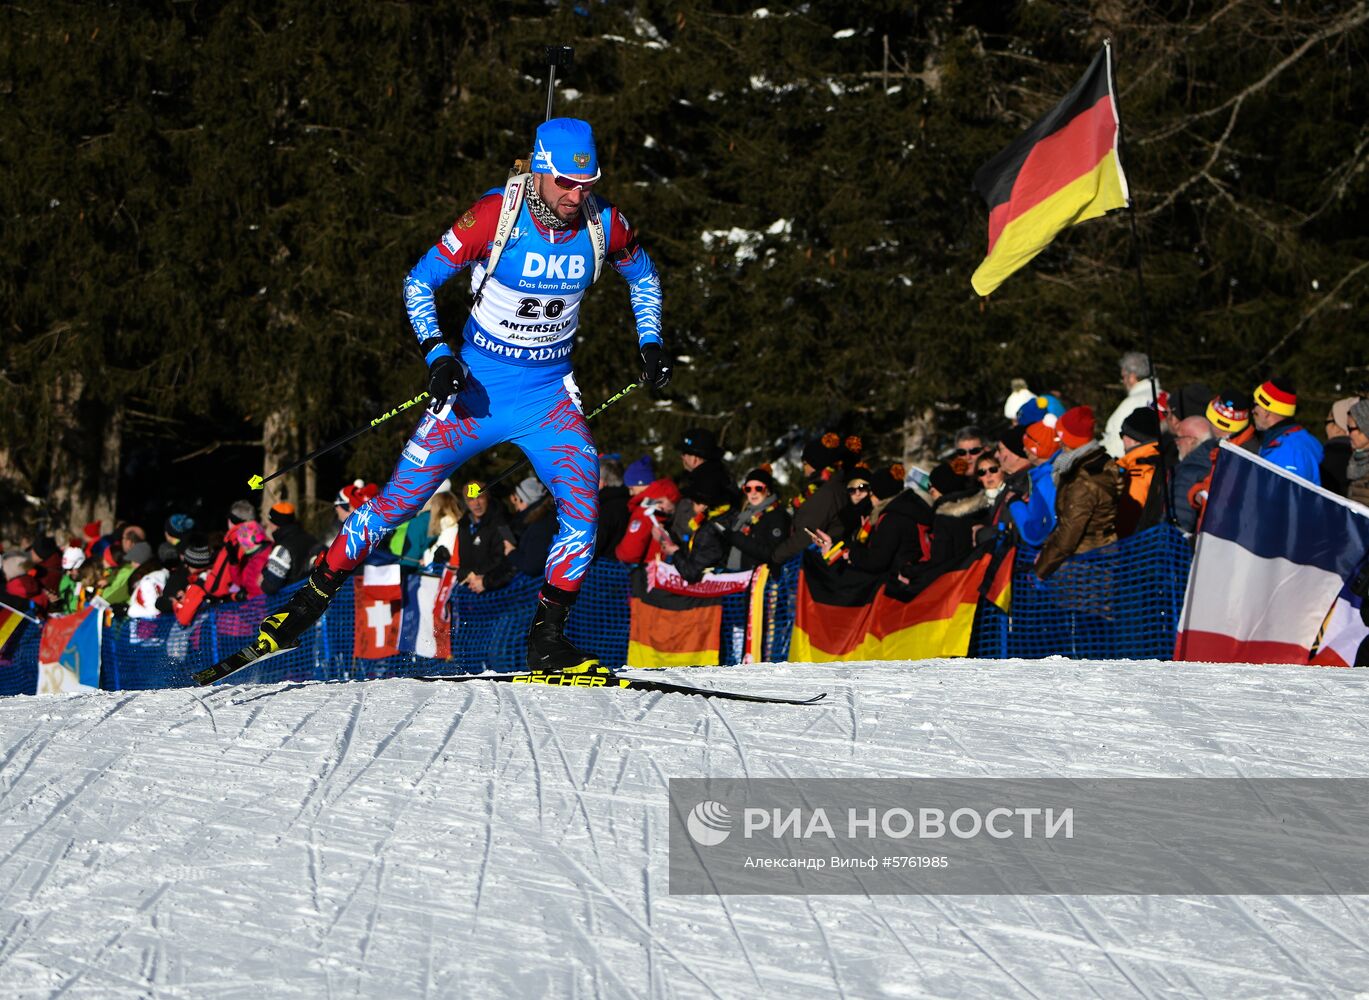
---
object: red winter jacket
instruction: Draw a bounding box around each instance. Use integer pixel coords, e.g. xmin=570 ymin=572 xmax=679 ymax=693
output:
xmin=6 ymin=571 xmax=48 ymax=612
xmin=615 ymin=478 xmax=683 ymax=565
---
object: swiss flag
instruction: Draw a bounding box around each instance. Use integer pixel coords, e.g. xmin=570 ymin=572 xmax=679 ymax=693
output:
xmin=353 ymin=564 xmax=402 ymax=659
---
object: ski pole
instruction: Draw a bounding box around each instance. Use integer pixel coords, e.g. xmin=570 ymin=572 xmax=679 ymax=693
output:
xmin=467 ymin=381 xmax=641 ymax=499
xmin=544 ymin=45 xmax=574 ymax=121
xmin=247 ymin=391 xmax=430 ymax=491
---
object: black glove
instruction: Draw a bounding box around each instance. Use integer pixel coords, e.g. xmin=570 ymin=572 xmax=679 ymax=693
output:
xmin=639 ymin=343 xmax=672 ymax=390
xmin=427 ymin=354 xmax=467 ymax=411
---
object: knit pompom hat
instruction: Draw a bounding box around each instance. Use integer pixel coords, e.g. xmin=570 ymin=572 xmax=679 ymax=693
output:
xmin=869 ymin=464 xmax=906 ymax=501
xmin=1056 ymin=406 xmax=1096 ymax=450
xmin=1016 ymin=394 xmax=1066 ymax=428
xmin=1023 ymin=422 xmax=1060 ymax=460
xmin=1003 ymin=380 xmax=1036 ymax=421
xmin=802 ymin=432 xmax=843 ymax=470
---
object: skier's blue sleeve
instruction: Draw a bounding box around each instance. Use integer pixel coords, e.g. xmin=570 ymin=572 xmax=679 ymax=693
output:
xmin=613 ymin=247 xmax=663 ymax=349
xmin=603 ymin=201 xmax=662 ymax=349
xmin=405 ymin=249 xmax=459 ymax=364
xmin=404 ymin=192 xmax=502 ymax=365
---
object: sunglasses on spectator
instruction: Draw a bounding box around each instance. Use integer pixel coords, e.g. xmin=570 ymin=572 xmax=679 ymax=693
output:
xmin=743 ymin=484 xmax=767 ymax=494
xmin=954 ymin=445 xmax=984 ymax=457
xmin=847 ymin=483 xmax=870 ymax=494
xmin=974 ymin=466 xmax=1001 ymax=477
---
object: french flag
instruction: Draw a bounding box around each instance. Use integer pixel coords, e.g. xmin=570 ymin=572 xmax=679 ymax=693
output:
xmin=1310 ymin=563 xmax=1369 ymax=667
xmin=1176 ymin=442 xmax=1369 ymax=664
xmin=397 ymin=569 xmax=455 ymax=660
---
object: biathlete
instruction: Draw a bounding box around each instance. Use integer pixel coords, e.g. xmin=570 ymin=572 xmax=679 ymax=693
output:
xmin=233 ymin=117 xmax=671 ymax=674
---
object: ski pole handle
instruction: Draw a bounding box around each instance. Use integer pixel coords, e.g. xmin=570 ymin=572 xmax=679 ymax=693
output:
xmin=544 ymin=45 xmax=574 ymax=122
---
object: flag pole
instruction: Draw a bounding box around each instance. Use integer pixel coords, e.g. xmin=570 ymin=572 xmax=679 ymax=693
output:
xmin=1124 ymin=208 xmax=1175 ymax=527
xmin=1112 ymin=39 xmax=1176 ymax=528
xmin=1113 ymin=41 xmax=1186 ymax=638
xmin=1 ymin=600 xmax=44 ymax=625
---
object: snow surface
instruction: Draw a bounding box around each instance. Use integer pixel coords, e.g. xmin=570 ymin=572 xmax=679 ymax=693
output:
xmin=3 ymin=658 xmax=1369 ymax=998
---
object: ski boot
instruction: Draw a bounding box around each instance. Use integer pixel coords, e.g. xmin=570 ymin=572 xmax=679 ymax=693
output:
xmin=526 ymin=595 xmax=607 ymax=676
xmin=193 ymin=564 xmax=349 ymax=685
xmin=259 ymin=563 xmax=347 ymax=650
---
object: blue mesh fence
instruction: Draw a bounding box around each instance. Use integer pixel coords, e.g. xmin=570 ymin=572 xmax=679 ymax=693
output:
xmin=0 ymin=529 xmax=1193 ymax=696
xmin=763 ymin=558 xmax=803 ymax=663
xmin=970 ymin=524 xmax=1192 ymax=660
xmin=0 ymin=626 xmax=43 ymax=697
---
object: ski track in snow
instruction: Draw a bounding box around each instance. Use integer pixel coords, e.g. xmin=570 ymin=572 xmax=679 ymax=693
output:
xmin=1 ymin=659 xmax=1369 ymax=998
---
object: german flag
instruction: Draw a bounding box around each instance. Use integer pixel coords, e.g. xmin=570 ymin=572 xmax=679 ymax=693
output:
xmin=791 ymin=545 xmax=1014 ymax=662
xmin=625 ymin=564 xmax=730 ymax=667
xmin=971 ymin=42 xmax=1129 ymax=296
xmin=627 ymin=598 xmax=723 ymax=667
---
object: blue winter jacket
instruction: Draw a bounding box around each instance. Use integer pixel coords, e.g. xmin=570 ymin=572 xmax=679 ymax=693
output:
xmin=1008 ymin=460 xmax=1058 ymax=548
xmin=1259 ymin=421 xmax=1324 ymax=486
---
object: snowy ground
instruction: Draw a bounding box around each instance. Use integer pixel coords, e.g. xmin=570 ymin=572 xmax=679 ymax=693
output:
xmin=3 ymin=659 xmax=1369 ymax=999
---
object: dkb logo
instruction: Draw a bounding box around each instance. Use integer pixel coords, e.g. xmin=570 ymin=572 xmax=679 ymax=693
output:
xmin=686 ymin=801 xmax=733 ymax=846
xmin=521 ymin=253 xmax=586 ymax=280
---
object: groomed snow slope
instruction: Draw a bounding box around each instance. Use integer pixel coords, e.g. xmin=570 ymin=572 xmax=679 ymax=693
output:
xmin=3 ymin=659 xmax=1369 ymax=999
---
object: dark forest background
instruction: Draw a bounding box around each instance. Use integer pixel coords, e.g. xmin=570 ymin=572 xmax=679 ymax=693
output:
xmin=2 ymin=0 xmax=1366 ymax=537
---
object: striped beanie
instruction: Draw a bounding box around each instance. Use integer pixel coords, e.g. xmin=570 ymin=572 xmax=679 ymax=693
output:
xmin=1253 ymin=378 xmax=1297 ymax=418
xmin=1207 ymin=388 xmax=1252 ymax=434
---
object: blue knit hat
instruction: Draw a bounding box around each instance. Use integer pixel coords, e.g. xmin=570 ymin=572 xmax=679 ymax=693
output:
xmin=532 ymin=118 xmax=599 ymax=180
xmin=624 ymin=456 xmax=655 ymax=487
xmin=1016 ymin=394 xmax=1066 ymax=427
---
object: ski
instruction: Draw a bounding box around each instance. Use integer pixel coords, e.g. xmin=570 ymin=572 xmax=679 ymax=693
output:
xmin=192 ymin=639 xmax=296 ymax=686
xmin=415 ymin=670 xmax=827 ymax=706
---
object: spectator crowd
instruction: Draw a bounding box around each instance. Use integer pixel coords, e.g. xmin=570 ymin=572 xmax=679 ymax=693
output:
xmin=5 ymin=353 xmax=1368 ymax=627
